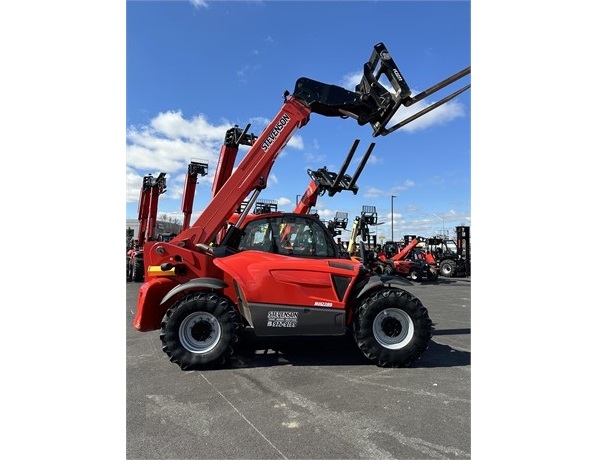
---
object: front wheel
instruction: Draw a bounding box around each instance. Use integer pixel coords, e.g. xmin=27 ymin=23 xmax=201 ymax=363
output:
xmin=354 ymin=288 xmax=432 ymax=367
xmin=409 ymin=267 xmax=423 ymax=282
xmin=160 ymin=291 xmax=241 ymax=370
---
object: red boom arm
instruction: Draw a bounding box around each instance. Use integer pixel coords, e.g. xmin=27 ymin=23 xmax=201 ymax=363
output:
xmin=181 ymin=160 xmax=208 ymax=231
xmin=171 ymin=97 xmax=311 ymax=248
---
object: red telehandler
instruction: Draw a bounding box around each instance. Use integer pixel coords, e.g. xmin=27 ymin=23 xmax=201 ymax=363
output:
xmin=127 ymin=172 xmax=167 ymax=282
xmin=380 ymin=236 xmax=439 ymax=282
xmin=133 ymin=42 xmax=470 ymax=370
xmin=211 ymin=125 xmax=258 ymax=243
xmin=292 ymin=138 xmax=372 ymax=254
xmin=294 ymin=138 xmax=374 ymax=215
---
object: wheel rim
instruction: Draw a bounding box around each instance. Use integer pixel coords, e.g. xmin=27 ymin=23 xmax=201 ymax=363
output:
xmin=372 ymin=308 xmax=414 ymax=350
xmin=179 ymin=311 xmax=221 ymax=354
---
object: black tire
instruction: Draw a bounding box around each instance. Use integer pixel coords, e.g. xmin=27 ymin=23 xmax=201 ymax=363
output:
xmin=409 ymin=267 xmax=423 ymax=282
xmin=126 ymin=257 xmax=132 ymax=282
xmin=440 ymin=259 xmax=456 ymax=277
xmin=353 ymin=288 xmax=432 ymax=367
xmin=382 ymin=264 xmax=394 ymax=275
xmin=160 ymin=291 xmax=241 ymax=370
xmin=132 ymin=257 xmax=144 ymax=282
xmin=427 ymin=269 xmax=439 ymax=281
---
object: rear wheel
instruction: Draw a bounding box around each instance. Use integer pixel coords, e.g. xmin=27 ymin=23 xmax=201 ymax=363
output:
xmin=354 ymin=288 xmax=432 ymax=367
xmin=160 ymin=292 xmax=241 ymax=370
xmin=440 ymin=259 xmax=456 ymax=277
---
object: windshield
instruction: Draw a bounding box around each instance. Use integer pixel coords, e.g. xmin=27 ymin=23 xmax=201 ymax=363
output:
xmin=239 ymin=215 xmax=337 ymax=258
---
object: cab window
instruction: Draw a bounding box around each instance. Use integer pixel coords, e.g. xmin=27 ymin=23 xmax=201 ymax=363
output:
xmin=239 ymin=216 xmax=336 ymax=258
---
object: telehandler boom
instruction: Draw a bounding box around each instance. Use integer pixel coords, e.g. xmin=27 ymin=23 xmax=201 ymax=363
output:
xmin=181 ymin=160 xmax=208 ymax=231
xmin=294 ymin=139 xmax=374 ymax=215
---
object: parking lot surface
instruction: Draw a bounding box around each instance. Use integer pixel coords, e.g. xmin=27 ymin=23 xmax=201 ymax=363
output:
xmin=126 ymin=277 xmax=471 ymax=459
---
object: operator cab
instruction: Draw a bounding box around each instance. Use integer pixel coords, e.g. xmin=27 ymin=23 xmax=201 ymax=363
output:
xmin=238 ymin=214 xmax=339 ymax=258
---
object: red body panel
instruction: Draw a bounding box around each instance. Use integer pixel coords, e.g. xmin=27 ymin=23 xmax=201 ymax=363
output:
xmin=133 ymin=277 xmax=179 ymax=331
xmin=213 ymin=251 xmax=360 ymax=309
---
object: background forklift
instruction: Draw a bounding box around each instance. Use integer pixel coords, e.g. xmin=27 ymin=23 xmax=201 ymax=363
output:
xmin=426 ymin=225 xmax=470 ymax=277
xmin=346 ymin=205 xmax=380 ymax=257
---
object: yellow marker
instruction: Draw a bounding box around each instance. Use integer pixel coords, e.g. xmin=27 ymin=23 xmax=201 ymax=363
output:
xmin=147 ymin=265 xmax=176 ymax=277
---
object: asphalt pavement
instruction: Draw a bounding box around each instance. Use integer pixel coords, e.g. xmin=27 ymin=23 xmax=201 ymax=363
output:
xmin=126 ymin=276 xmax=471 ymax=459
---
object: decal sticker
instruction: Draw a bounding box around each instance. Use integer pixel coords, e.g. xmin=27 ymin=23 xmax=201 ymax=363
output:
xmin=261 ymin=113 xmax=291 ymax=152
xmin=392 ymin=67 xmax=404 ymax=82
xmin=314 ymin=302 xmax=332 ymax=307
xmin=267 ymin=311 xmax=298 ymax=328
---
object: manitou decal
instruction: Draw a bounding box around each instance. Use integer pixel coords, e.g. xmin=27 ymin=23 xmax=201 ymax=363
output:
xmin=261 ymin=113 xmax=291 ymax=152
xmin=267 ymin=311 xmax=298 ymax=328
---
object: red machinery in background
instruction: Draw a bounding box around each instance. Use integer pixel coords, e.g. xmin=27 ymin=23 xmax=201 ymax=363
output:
xmin=294 ymin=139 xmax=373 ymax=215
xmin=127 ymin=173 xmax=167 ymax=282
xmin=380 ymin=236 xmax=439 ymax=282
xmin=181 ymin=160 xmax=208 ymax=231
xmin=426 ymin=225 xmax=471 ymax=277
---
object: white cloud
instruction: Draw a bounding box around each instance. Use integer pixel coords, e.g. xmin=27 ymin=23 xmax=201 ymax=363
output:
xmin=362 ymin=180 xmax=414 ymax=199
xmin=286 ymin=135 xmax=304 ymax=150
xmin=126 ymin=111 xmax=302 ymax=204
xmin=189 ymin=0 xmax=208 ymax=9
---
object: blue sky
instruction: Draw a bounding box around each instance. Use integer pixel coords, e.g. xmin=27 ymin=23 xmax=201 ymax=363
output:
xmin=126 ymin=0 xmax=471 ymax=242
